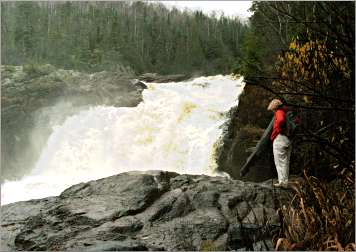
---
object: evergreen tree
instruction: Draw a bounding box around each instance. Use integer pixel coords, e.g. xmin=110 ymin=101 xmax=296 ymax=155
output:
xmin=1 ymin=1 xmax=248 ymax=75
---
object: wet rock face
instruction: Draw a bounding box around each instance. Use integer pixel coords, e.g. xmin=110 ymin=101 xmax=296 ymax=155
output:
xmin=1 ymin=65 xmax=143 ymax=181
xmin=138 ymin=73 xmax=190 ymax=83
xmin=1 ymin=171 xmax=293 ymax=251
xmin=216 ymin=105 xmax=276 ymax=182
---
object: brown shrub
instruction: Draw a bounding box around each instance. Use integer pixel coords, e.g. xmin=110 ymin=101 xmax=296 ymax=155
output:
xmin=274 ymin=163 xmax=355 ymax=251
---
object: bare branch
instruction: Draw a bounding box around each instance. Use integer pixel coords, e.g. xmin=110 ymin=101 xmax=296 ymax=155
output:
xmin=246 ymin=76 xmax=355 ymax=103
xmin=245 ymin=79 xmax=355 ymax=112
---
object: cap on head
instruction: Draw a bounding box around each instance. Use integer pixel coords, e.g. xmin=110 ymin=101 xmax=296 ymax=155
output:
xmin=267 ymin=99 xmax=283 ymax=111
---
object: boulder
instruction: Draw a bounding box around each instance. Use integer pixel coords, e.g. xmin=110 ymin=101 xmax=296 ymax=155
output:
xmin=131 ymin=79 xmax=147 ymax=90
xmin=138 ymin=73 xmax=190 ymax=83
xmin=1 ymin=171 xmax=293 ymax=251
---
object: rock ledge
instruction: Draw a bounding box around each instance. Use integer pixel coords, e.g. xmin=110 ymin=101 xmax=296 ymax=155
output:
xmin=1 ymin=171 xmax=293 ymax=251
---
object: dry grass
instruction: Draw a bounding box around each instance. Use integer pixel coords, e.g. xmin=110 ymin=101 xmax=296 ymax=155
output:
xmin=274 ymin=163 xmax=355 ymax=251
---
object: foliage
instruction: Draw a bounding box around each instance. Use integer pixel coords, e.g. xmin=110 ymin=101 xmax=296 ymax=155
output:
xmin=200 ymin=240 xmax=219 ymax=251
xmin=23 ymin=62 xmax=49 ymax=78
xmin=277 ymin=39 xmax=350 ymax=86
xmin=275 ymin=38 xmax=351 ymax=102
xmin=235 ymin=30 xmax=267 ymax=77
xmin=1 ymin=1 xmax=248 ymax=75
xmin=238 ymin=2 xmax=355 ymax=250
xmin=239 ymin=1 xmax=354 ymax=173
xmin=272 ymin=36 xmax=354 ymax=172
xmin=275 ymin=165 xmax=355 ymax=251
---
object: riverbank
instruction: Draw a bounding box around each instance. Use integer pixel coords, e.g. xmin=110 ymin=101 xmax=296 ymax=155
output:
xmin=1 ymin=171 xmax=294 ymax=251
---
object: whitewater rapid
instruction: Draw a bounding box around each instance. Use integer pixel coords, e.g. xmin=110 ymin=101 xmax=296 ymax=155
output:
xmin=1 ymin=75 xmax=244 ymax=205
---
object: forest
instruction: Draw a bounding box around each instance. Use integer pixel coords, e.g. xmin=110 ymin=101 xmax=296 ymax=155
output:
xmin=1 ymin=1 xmax=355 ymax=251
xmin=1 ymin=1 xmax=247 ymax=75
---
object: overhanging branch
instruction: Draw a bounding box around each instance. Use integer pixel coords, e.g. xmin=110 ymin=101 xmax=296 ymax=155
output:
xmin=245 ymin=79 xmax=355 ymax=112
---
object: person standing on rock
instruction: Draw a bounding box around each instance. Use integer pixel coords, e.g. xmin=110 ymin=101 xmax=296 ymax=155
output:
xmin=267 ymin=99 xmax=291 ymax=188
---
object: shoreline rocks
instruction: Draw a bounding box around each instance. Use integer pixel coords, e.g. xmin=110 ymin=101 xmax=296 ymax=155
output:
xmin=1 ymin=171 xmax=293 ymax=251
xmin=138 ymin=73 xmax=190 ymax=83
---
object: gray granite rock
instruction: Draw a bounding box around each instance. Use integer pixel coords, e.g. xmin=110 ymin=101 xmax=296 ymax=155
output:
xmin=138 ymin=73 xmax=190 ymax=83
xmin=1 ymin=170 xmax=293 ymax=251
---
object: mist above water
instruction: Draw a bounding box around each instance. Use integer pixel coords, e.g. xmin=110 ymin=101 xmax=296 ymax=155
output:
xmin=1 ymin=75 xmax=244 ymax=205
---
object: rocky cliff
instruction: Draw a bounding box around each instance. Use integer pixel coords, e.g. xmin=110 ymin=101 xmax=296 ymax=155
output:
xmin=216 ymin=83 xmax=278 ymax=181
xmin=1 ymin=171 xmax=293 ymax=251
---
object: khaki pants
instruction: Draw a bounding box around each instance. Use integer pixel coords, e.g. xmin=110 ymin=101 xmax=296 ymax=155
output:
xmin=273 ymin=134 xmax=292 ymax=183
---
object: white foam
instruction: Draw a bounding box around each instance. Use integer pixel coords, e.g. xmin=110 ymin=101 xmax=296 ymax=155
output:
xmin=1 ymin=75 xmax=244 ymax=205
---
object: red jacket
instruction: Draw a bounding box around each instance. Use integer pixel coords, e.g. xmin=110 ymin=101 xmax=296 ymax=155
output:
xmin=270 ymin=107 xmax=287 ymax=142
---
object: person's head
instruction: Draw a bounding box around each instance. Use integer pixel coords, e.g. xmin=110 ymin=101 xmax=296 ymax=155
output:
xmin=267 ymin=99 xmax=283 ymax=111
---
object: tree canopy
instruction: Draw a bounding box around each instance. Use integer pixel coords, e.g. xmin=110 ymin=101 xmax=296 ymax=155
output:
xmin=1 ymin=1 xmax=248 ymax=75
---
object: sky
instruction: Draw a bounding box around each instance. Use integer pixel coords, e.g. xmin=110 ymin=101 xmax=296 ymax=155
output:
xmin=158 ymin=1 xmax=253 ymax=19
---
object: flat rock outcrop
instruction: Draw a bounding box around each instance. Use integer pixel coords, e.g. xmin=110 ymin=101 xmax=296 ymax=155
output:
xmin=1 ymin=171 xmax=293 ymax=251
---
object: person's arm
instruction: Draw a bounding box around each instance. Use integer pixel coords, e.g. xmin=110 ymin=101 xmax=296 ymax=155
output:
xmin=275 ymin=110 xmax=286 ymax=131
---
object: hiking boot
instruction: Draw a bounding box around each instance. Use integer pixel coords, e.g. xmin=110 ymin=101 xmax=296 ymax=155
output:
xmin=274 ymin=182 xmax=289 ymax=188
xmin=280 ymin=182 xmax=289 ymax=189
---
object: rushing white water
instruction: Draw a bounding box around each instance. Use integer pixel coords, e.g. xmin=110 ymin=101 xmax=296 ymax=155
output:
xmin=1 ymin=75 xmax=244 ymax=205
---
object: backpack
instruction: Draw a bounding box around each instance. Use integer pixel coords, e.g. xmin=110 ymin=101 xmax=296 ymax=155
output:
xmin=285 ymin=111 xmax=299 ymax=138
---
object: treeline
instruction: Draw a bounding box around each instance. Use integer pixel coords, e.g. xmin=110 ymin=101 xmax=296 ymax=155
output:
xmin=1 ymin=1 xmax=247 ymax=75
xmin=236 ymin=2 xmax=354 ymax=250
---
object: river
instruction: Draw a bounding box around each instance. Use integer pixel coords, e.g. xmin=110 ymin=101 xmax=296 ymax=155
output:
xmin=1 ymin=75 xmax=244 ymax=205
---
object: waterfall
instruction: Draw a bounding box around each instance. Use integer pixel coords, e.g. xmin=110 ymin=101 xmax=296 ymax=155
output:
xmin=1 ymin=75 xmax=244 ymax=205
